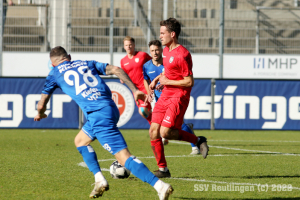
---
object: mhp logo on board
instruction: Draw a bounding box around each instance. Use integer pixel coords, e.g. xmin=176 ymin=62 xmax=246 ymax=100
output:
xmin=0 ymin=78 xmax=78 ymax=128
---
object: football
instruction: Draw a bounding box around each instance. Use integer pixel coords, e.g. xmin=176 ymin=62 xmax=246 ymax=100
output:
xmin=162 ymin=138 xmax=169 ymax=145
xmin=109 ymin=160 xmax=131 ymax=179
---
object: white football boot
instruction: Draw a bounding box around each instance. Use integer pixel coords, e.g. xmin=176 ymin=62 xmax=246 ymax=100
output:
xmin=158 ymin=182 xmax=174 ymax=200
xmin=89 ymin=180 xmax=109 ymax=199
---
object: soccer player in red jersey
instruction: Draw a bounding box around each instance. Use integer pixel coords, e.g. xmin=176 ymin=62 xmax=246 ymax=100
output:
xmin=120 ymin=36 xmax=152 ymax=124
xmin=148 ymin=18 xmax=209 ymax=178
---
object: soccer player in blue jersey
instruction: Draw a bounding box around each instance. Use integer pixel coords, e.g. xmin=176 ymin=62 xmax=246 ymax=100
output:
xmin=143 ymin=40 xmax=200 ymax=158
xmin=34 ymin=46 xmax=173 ymax=200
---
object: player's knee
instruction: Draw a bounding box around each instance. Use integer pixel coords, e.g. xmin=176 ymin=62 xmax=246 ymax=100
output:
xmin=160 ymin=127 xmax=171 ymax=139
xmin=74 ymin=135 xmax=81 ymax=147
xmin=149 ymin=126 xmax=160 ymax=140
xmin=115 ymin=148 xmax=131 ymax=166
xmin=74 ymin=131 xmax=92 ymax=147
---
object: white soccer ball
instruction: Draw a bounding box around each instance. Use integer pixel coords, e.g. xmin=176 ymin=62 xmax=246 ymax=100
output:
xmin=162 ymin=138 xmax=169 ymax=145
xmin=109 ymin=160 xmax=131 ymax=179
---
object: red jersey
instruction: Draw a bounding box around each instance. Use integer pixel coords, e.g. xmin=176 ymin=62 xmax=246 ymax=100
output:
xmin=120 ymin=51 xmax=151 ymax=93
xmin=161 ymin=45 xmax=193 ymax=98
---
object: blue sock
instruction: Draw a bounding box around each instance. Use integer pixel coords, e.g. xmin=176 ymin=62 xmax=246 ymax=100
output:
xmin=125 ymin=156 xmax=159 ymax=187
xmin=182 ymin=123 xmax=196 ymax=148
xmin=77 ymin=145 xmax=101 ymax=175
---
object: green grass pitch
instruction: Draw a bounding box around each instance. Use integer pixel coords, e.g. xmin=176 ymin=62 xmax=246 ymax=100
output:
xmin=1 ymin=129 xmax=299 ymax=199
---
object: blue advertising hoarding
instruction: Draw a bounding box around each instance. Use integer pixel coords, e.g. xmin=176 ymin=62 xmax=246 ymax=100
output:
xmin=214 ymin=80 xmax=300 ymax=130
xmin=0 ymin=78 xmax=79 ymax=128
xmin=2 ymin=78 xmax=300 ymax=130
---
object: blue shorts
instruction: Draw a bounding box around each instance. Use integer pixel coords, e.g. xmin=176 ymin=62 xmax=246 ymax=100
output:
xmin=82 ymin=104 xmax=127 ymax=155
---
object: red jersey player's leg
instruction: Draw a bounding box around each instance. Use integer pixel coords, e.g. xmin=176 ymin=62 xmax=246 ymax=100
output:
xmin=160 ymin=97 xmax=198 ymax=145
xmin=149 ymin=98 xmax=169 ymax=178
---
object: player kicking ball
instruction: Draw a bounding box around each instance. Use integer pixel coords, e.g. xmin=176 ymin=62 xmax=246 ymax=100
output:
xmin=143 ymin=39 xmax=200 ymax=155
xmin=147 ymin=18 xmax=209 ymax=178
xmin=34 ymin=46 xmax=173 ymax=200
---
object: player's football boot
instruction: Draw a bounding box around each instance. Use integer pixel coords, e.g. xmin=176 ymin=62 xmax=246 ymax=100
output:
xmin=89 ymin=180 xmax=109 ymax=199
xmin=154 ymin=169 xmax=171 ymax=178
xmin=196 ymin=136 xmax=209 ymax=159
xmin=190 ymin=148 xmax=200 ymax=155
xmin=158 ymin=182 xmax=174 ymax=200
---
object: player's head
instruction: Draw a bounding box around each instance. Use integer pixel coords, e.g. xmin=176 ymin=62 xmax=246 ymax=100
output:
xmin=148 ymin=40 xmax=162 ymax=62
xmin=123 ymin=36 xmax=135 ymax=55
xmin=159 ymin=18 xmax=181 ymax=46
xmin=50 ymin=46 xmax=71 ymax=67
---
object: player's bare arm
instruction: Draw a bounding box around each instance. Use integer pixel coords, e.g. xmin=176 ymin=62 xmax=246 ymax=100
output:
xmin=106 ymin=64 xmax=146 ymax=104
xmin=144 ymin=79 xmax=151 ymax=95
xmin=106 ymin=64 xmax=138 ymax=92
xmin=34 ymin=93 xmax=51 ymax=121
xmin=149 ymin=73 xmax=162 ymax=90
xmin=159 ymin=74 xmax=194 ymax=87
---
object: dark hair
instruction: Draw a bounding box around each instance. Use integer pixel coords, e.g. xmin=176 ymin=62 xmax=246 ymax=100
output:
xmin=160 ymin=18 xmax=181 ymax=38
xmin=148 ymin=39 xmax=162 ymax=48
xmin=123 ymin=36 xmax=135 ymax=43
xmin=50 ymin=46 xmax=68 ymax=58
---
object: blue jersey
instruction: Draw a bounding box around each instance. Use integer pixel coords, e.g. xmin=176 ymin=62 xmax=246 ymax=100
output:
xmin=42 ymin=60 xmax=115 ymax=114
xmin=143 ymin=60 xmax=164 ymax=100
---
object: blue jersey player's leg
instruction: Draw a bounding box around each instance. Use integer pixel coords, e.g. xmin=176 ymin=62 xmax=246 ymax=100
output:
xmin=74 ymin=126 xmax=109 ymax=198
xmin=85 ymin=104 xmax=173 ymax=199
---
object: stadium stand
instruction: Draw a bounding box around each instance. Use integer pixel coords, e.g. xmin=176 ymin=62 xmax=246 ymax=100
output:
xmin=3 ymin=0 xmax=300 ymax=54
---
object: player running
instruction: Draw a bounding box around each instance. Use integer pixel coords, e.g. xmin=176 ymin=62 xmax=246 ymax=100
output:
xmin=147 ymin=18 xmax=209 ymax=178
xmin=143 ymin=39 xmax=200 ymax=155
xmin=120 ymin=36 xmax=153 ymax=124
xmin=34 ymin=46 xmax=173 ymax=200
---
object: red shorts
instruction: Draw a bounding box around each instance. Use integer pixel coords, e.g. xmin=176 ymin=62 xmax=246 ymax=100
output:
xmin=136 ymin=99 xmax=152 ymax=110
xmin=152 ymin=96 xmax=189 ymax=129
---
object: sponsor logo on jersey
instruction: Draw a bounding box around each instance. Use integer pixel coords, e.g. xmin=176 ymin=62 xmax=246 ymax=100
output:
xmin=149 ymin=71 xmax=155 ymax=74
xmin=106 ymin=82 xmax=135 ymax=127
xmin=135 ymin=58 xmax=139 ymax=63
xmin=169 ymin=56 xmax=174 ymax=63
xmin=124 ymin=62 xmax=129 ymax=66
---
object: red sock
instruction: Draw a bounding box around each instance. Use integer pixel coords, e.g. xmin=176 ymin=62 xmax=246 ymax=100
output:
xmin=178 ymin=129 xmax=198 ymax=144
xmin=146 ymin=112 xmax=152 ymax=125
xmin=150 ymin=138 xmax=167 ymax=168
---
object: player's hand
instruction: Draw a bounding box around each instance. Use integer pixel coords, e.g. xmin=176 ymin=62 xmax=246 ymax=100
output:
xmin=133 ymin=90 xmax=146 ymax=105
xmin=156 ymin=84 xmax=164 ymax=92
xmin=120 ymin=79 xmax=124 ymax=84
xmin=159 ymin=74 xmax=169 ymax=85
xmin=34 ymin=113 xmax=48 ymax=121
xmin=144 ymin=92 xmax=154 ymax=106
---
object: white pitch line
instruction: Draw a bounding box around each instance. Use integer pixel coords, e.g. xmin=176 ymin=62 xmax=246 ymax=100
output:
xmin=77 ymin=142 xmax=300 ymax=191
xmin=169 ymin=141 xmax=300 ymax=156
xmin=77 ymin=165 xmax=300 ymax=191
